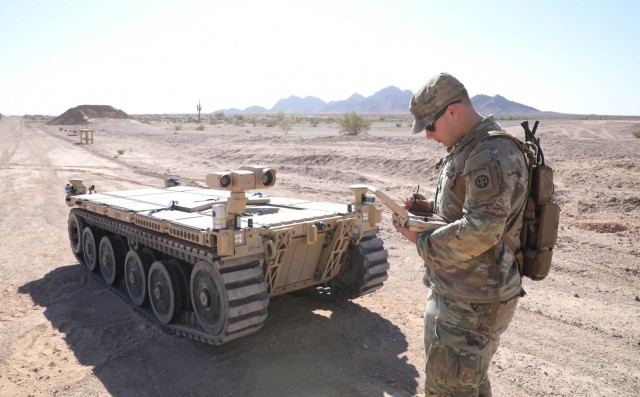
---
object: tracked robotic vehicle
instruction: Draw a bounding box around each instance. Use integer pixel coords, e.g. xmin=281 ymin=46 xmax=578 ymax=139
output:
xmin=65 ymin=166 xmax=390 ymax=344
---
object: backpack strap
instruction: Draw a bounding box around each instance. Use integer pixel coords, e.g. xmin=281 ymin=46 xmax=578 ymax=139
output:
xmin=463 ymin=130 xmax=534 ymax=322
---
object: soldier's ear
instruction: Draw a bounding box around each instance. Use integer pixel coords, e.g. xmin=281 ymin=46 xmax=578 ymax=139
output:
xmin=447 ymin=103 xmax=458 ymax=118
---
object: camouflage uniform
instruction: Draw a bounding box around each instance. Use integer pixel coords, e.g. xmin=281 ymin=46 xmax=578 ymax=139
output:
xmin=416 ymin=116 xmax=528 ymax=396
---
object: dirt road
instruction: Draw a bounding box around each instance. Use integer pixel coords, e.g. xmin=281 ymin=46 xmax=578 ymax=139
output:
xmin=1 ymin=115 xmax=639 ymax=396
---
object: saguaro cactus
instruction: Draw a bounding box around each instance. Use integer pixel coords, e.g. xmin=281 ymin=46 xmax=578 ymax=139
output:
xmin=197 ymin=100 xmax=202 ymax=123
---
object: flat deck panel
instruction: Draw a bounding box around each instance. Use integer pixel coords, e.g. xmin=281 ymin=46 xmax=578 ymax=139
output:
xmin=99 ymin=188 xmax=168 ymax=198
xmin=87 ymin=197 xmax=166 ymax=212
xmin=288 ymin=201 xmax=349 ymax=214
xmin=82 ymin=189 xmax=221 ymax=211
xmin=267 ymin=197 xmax=312 ymax=206
xmin=248 ymin=209 xmax=338 ymax=227
xmin=143 ymin=209 xmax=207 ymax=222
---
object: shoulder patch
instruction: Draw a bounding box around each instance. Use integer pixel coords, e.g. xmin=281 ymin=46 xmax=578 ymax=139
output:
xmin=464 ymin=150 xmax=501 ymax=202
xmin=464 ymin=149 xmax=493 ymax=174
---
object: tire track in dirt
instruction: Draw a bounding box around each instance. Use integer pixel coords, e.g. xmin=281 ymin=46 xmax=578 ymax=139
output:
xmin=0 ymin=117 xmax=168 ymax=397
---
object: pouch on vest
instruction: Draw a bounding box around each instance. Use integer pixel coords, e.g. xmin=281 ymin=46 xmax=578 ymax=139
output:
xmin=518 ymin=121 xmax=560 ymax=281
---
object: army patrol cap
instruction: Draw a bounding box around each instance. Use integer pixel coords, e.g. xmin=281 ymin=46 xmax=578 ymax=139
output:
xmin=409 ymin=73 xmax=466 ymax=134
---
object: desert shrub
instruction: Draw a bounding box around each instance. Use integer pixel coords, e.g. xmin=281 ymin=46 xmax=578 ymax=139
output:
xmin=279 ymin=117 xmax=293 ymax=134
xmin=116 ymin=149 xmax=125 ymax=156
xmin=290 ymin=113 xmax=302 ymax=123
xmin=633 ymin=130 xmax=640 ymax=139
xmin=196 ymin=124 xmax=205 ymax=131
xmin=23 ymin=114 xmax=52 ymax=121
xmin=174 ymin=125 xmax=182 ymax=131
xmin=213 ymin=110 xmax=225 ymax=120
xmin=395 ymin=122 xmax=402 ymax=128
xmin=233 ymin=116 xmax=244 ymax=126
xmin=309 ymin=117 xmax=319 ymax=127
xmin=338 ymin=112 xmax=371 ymax=135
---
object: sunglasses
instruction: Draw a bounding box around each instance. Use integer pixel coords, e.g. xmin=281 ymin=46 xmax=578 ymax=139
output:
xmin=426 ymin=99 xmax=462 ymax=132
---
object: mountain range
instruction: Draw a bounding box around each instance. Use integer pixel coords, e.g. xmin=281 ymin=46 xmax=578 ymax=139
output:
xmin=219 ymin=86 xmax=541 ymax=115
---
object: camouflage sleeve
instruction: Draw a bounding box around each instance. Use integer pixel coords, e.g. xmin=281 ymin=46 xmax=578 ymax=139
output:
xmin=416 ymin=138 xmax=527 ymax=267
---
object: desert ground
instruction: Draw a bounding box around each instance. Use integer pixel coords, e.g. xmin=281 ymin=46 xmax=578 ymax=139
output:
xmin=0 ymin=114 xmax=639 ymax=397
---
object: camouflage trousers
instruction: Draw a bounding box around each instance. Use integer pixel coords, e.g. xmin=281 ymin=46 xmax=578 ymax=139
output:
xmin=423 ymin=288 xmax=519 ymax=397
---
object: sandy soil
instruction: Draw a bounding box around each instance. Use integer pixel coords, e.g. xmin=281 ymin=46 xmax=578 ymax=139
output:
xmin=1 ymin=115 xmax=639 ymax=397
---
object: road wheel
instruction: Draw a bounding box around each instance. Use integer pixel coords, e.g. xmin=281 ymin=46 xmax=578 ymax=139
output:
xmin=191 ymin=260 xmax=228 ymax=335
xmin=124 ymin=248 xmax=154 ymax=306
xmin=82 ymin=226 xmax=100 ymax=271
xmin=68 ymin=212 xmax=84 ymax=255
xmin=99 ymin=235 xmax=125 ymax=285
xmin=148 ymin=260 xmax=184 ymax=324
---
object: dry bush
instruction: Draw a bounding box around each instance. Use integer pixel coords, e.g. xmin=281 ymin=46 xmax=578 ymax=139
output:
xmin=338 ymin=112 xmax=371 ymax=135
xmin=279 ymin=117 xmax=293 ymax=134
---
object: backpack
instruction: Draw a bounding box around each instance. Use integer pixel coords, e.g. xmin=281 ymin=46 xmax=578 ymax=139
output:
xmin=485 ymin=121 xmax=560 ymax=281
xmin=515 ymin=120 xmax=560 ymax=280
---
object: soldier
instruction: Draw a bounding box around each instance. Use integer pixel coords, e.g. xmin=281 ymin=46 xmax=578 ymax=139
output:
xmin=393 ymin=73 xmax=528 ymax=397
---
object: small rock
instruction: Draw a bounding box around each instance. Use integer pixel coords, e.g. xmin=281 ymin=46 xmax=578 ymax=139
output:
xmin=574 ymin=294 xmax=580 ymax=298
xmin=362 ymin=344 xmax=369 ymax=350
xmin=635 ymin=295 xmax=640 ymax=302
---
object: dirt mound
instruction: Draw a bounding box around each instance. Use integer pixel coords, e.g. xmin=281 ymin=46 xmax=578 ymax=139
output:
xmin=48 ymin=105 xmax=129 ymax=125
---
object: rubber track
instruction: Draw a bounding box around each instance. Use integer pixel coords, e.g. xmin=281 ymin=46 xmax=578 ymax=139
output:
xmin=310 ymin=235 xmax=389 ymax=299
xmin=72 ymin=208 xmax=269 ymax=345
xmin=355 ymin=237 xmax=390 ymax=296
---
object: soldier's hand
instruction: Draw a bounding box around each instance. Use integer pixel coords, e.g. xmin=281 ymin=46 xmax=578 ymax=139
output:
xmin=401 ymin=194 xmax=432 ymax=212
xmin=392 ymin=219 xmax=418 ymax=244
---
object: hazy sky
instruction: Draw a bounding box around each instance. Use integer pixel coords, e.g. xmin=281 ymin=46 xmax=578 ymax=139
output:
xmin=1 ymin=0 xmax=638 ymax=116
